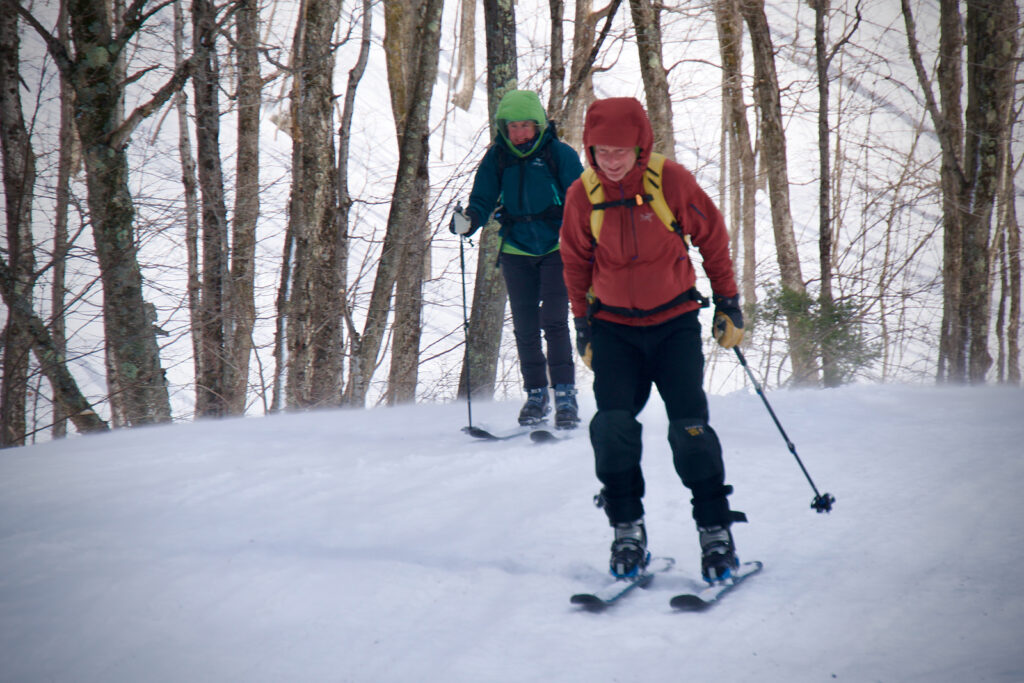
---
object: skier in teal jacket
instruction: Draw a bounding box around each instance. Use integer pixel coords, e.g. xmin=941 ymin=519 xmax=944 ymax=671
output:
xmin=450 ymin=90 xmax=584 ymax=428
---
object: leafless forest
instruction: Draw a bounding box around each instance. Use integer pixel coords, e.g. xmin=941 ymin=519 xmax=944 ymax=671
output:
xmin=0 ymin=0 xmax=1020 ymax=446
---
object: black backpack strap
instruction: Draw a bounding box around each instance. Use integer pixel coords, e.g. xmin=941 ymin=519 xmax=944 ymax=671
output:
xmin=592 ymin=194 xmax=654 ymax=211
xmin=587 ymin=287 xmax=709 ymax=319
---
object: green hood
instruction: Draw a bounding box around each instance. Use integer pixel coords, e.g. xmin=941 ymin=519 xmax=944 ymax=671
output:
xmin=496 ymin=90 xmax=548 ymax=158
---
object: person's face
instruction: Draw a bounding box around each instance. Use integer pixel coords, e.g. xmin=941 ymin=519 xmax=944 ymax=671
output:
xmin=593 ymin=145 xmax=637 ymax=182
xmin=507 ymin=120 xmax=538 ymax=146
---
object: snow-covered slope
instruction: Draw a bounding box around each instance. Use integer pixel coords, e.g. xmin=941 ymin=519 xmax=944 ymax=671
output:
xmin=2 ymin=383 xmax=1022 ymax=681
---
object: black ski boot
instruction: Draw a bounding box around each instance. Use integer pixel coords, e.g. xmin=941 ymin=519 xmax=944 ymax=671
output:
xmin=553 ymin=384 xmax=579 ymax=429
xmin=698 ymin=524 xmax=739 ymax=583
xmin=518 ymin=387 xmax=550 ymax=426
xmin=609 ymin=519 xmax=649 ymax=578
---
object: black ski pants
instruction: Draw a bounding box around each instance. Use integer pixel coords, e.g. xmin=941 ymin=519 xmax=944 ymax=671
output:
xmin=499 ymin=251 xmax=575 ymax=390
xmin=588 ymin=310 xmax=735 ymax=528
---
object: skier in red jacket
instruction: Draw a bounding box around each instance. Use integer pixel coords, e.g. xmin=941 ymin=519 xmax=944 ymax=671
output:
xmin=560 ymin=97 xmax=746 ymax=583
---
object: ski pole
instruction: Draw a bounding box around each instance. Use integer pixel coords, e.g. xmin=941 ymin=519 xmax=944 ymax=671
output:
xmin=454 ymin=203 xmax=491 ymax=438
xmin=733 ymin=346 xmax=835 ymax=513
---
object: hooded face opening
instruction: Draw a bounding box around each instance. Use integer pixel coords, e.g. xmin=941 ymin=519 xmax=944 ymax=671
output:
xmin=506 ymin=120 xmax=538 ymax=146
xmin=592 ymin=145 xmax=639 ymax=183
xmin=495 ymin=90 xmax=548 ymax=158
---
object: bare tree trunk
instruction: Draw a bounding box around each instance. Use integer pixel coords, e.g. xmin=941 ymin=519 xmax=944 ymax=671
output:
xmin=456 ymin=0 xmax=518 ymax=401
xmin=384 ymin=0 xmax=433 ymax=405
xmin=452 ymin=0 xmax=476 ymax=111
xmin=904 ymin=0 xmax=966 ymax=381
xmin=271 ymin=223 xmax=293 ymax=413
xmin=14 ymin=0 xmax=179 ymax=425
xmin=225 ymin=0 xmax=261 ymax=415
xmin=286 ymin=0 xmax=344 ymax=408
xmin=0 ymin=257 xmax=108 ymax=435
xmin=561 ymin=0 xmax=596 ymax=147
xmin=714 ymin=0 xmax=757 ymax=322
xmin=548 ymin=0 xmax=565 ymax=122
xmin=0 ymin=5 xmax=36 ymax=446
xmin=347 ymin=0 xmax=442 ymax=407
xmin=50 ymin=0 xmax=74 ymax=439
xmin=903 ymin=0 xmax=1018 ymax=383
xmin=814 ymin=1 xmax=860 ymax=387
xmin=814 ymin=0 xmax=837 ymax=387
xmin=174 ymin=0 xmax=203 ymax=412
xmin=961 ymin=0 xmax=1017 ymax=382
xmin=557 ymin=0 xmax=620 ymax=149
xmin=740 ymin=0 xmax=817 ymax=385
xmin=193 ymin=0 xmax=231 ymax=416
xmin=388 ymin=214 xmax=427 ymax=404
xmin=336 ymin=0 xmax=372 ymax=398
xmin=1001 ymin=142 xmax=1021 ymax=384
xmin=629 ymin=0 xmax=675 ymax=158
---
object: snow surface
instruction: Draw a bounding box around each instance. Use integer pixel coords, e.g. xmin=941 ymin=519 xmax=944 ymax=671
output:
xmin=2 ymin=383 xmax=1023 ymax=682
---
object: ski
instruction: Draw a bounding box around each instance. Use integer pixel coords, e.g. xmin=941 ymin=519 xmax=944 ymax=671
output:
xmin=529 ymin=428 xmax=576 ymax=444
xmin=571 ymin=556 xmax=674 ymax=611
xmin=669 ymin=560 xmax=763 ymax=611
xmin=462 ymin=423 xmax=544 ymax=441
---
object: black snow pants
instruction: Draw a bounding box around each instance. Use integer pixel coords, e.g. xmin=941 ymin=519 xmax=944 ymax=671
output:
xmin=588 ymin=310 xmax=736 ymax=528
xmin=499 ymin=250 xmax=575 ymax=390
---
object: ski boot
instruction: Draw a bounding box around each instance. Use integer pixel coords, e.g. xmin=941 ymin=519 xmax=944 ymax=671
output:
xmin=518 ymin=387 xmax=550 ymax=426
xmin=553 ymin=384 xmax=579 ymax=429
xmin=609 ymin=518 xmax=650 ymax=578
xmin=698 ymin=524 xmax=739 ymax=583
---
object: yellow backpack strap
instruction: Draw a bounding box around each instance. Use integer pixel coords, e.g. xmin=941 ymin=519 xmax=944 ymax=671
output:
xmin=643 ymin=153 xmax=691 ymax=247
xmin=583 ymin=153 xmax=691 ymax=247
xmin=581 ymin=167 xmax=605 ymax=243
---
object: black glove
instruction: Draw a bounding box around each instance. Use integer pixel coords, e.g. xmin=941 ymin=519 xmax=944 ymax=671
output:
xmin=449 ymin=205 xmax=479 ymax=237
xmin=573 ymin=317 xmax=593 ymax=368
xmin=712 ymin=294 xmax=744 ymax=349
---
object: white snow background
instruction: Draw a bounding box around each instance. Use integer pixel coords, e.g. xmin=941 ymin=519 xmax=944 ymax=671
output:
xmin=2 ymin=382 xmax=1023 ymax=682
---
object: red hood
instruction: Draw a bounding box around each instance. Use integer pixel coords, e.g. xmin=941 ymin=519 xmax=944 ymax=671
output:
xmin=583 ymin=97 xmax=654 ymax=186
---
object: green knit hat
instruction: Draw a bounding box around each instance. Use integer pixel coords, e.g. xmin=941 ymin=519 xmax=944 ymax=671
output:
xmin=495 ymin=90 xmax=547 ymax=157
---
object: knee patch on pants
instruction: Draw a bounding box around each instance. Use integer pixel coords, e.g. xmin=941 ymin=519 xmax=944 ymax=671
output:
xmin=591 ymin=410 xmax=644 ymax=524
xmin=591 ymin=410 xmax=643 ymax=475
xmin=668 ymin=418 xmax=724 ymax=486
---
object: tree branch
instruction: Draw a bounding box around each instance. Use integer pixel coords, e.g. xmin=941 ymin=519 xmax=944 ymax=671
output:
xmin=110 ymin=55 xmax=197 ymax=150
xmin=0 ymin=255 xmax=109 ymax=435
xmin=2 ymin=0 xmax=74 ymax=77
xmin=560 ymin=0 xmax=624 ymax=122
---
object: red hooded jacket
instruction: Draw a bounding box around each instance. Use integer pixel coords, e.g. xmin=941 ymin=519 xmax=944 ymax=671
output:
xmin=560 ymin=97 xmax=738 ymax=326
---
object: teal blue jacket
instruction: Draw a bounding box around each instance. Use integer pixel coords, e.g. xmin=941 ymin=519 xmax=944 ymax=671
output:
xmin=467 ymin=125 xmax=584 ymax=256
